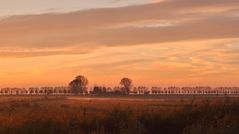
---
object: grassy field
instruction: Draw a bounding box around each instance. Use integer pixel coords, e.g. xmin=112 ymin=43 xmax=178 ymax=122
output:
xmin=0 ymin=96 xmax=238 ymax=134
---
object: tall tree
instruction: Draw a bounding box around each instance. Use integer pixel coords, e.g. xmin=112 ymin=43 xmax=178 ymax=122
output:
xmin=120 ymin=77 xmax=132 ymax=94
xmin=69 ymin=75 xmax=88 ymax=95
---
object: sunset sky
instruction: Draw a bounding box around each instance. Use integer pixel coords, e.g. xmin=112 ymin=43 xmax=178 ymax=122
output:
xmin=0 ymin=0 xmax=239 ymax=87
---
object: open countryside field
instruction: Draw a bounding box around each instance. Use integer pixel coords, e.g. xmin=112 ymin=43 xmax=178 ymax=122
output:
xmin=0 ymin=96 xmax=238 ymax=134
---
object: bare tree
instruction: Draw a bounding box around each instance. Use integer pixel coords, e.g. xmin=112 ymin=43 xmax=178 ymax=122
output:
xmin=120 ymin=77 xmax=132 ymax=94
xmin=69 ymin=75 xmax=88 ymax=95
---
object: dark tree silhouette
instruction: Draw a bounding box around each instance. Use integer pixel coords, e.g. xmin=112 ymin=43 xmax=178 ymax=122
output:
xmin=120 ymin=77 xmax=132 ymax=94
xmin=69 ymin=75 xmax=88 ymax=95
xmin=92 ymin=86 xmax=107 ymax=95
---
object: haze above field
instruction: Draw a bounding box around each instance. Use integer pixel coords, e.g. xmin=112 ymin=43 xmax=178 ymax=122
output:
xmin=0 ymin=0 xmax=239 ymax=87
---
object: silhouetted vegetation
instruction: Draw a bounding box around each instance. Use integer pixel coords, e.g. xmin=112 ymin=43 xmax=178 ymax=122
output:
xmin=0 ymin=96 xmax=238 ymax=134
xmin=91 ymin=86 xmax=107 ymax=95
xmin=120 ymin=77 xmax=133 ymax=95
xmin=69 ymin=75 xmax=88 ymax=95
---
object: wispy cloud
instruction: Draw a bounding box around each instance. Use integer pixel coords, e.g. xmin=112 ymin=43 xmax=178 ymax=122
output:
xmin=0 ymin=0 xmax=239 ymax=86
xmin=0 ymin=0 xmax=239 ymax=57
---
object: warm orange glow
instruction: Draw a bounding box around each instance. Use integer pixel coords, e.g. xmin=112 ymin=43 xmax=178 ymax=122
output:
xmin=0 ymin=0 xmax=239 ymax=87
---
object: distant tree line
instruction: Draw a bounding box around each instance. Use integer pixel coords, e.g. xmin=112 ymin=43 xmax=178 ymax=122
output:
xmin=2 ymin=75 xmax=238 ymax=96
xmin=69 ymin=75 xmax=133 ymax=95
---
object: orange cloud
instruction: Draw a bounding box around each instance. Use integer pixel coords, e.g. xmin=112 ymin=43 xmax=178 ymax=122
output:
xmin=1 ymin=0 xmax=239 ymax=87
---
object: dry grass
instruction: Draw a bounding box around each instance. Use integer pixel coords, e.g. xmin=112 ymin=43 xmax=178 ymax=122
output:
xmin=0 ymin=96 xmax=238 ymax=134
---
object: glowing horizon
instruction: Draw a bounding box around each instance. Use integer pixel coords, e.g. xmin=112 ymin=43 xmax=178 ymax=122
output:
xmin=1 ymin=0 xmax=239 ymax=87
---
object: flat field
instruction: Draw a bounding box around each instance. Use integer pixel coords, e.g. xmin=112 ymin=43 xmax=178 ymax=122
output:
xmin=0 ymin=95 xmax=238 ymax=134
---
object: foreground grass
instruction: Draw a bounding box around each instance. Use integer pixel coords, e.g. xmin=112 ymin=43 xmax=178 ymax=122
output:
xmin=0 ymin=96 xmax=238 ymax=134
